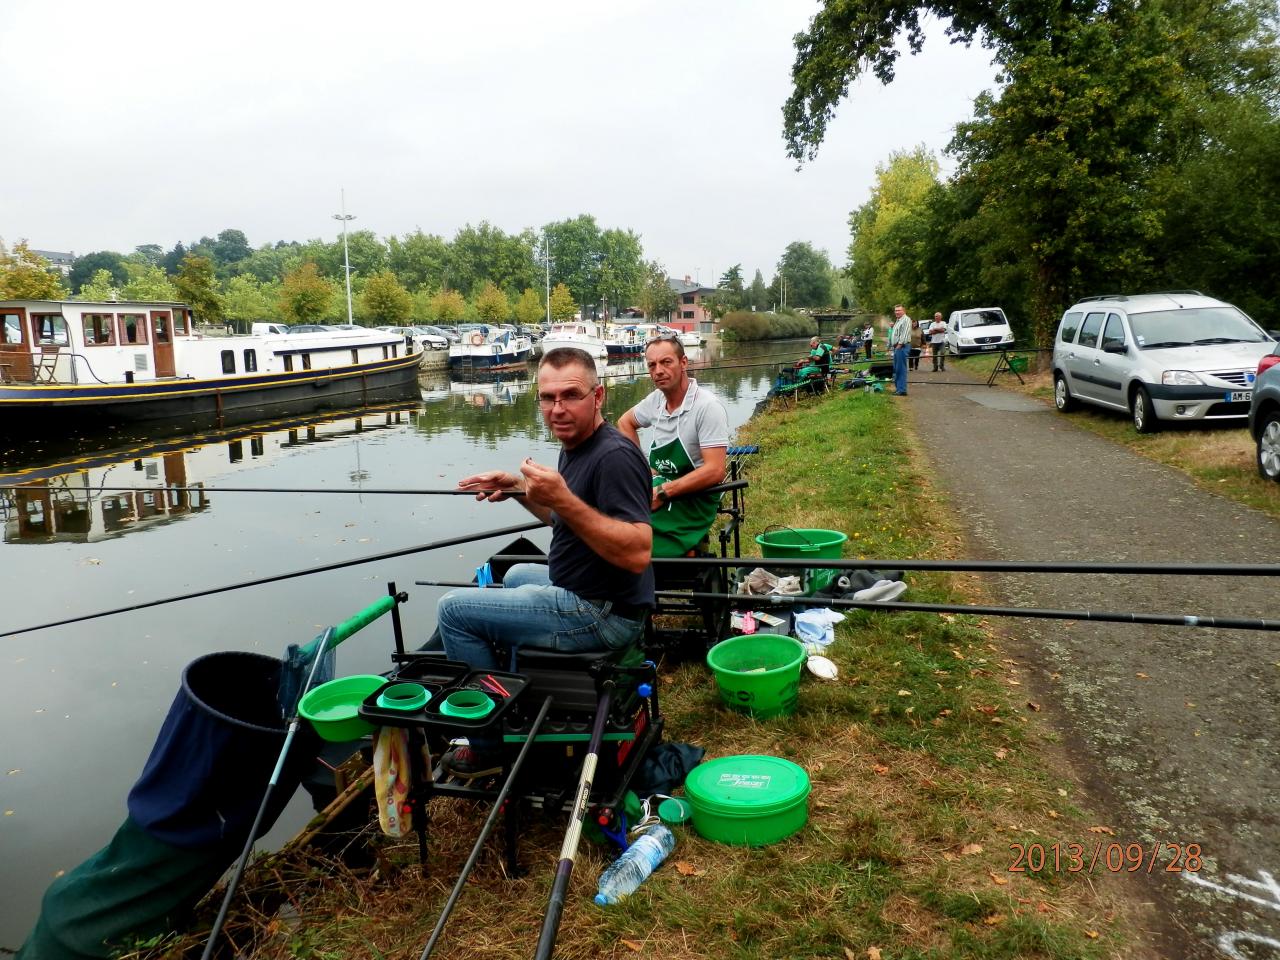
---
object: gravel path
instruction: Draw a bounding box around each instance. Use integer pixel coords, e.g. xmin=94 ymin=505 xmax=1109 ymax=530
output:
xmin=900 ymin=367 xmax=1280 ymax=959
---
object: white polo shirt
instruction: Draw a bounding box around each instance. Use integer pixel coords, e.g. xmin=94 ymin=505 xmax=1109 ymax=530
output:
xmin=630 ymin=378 xmax=729 ymax=476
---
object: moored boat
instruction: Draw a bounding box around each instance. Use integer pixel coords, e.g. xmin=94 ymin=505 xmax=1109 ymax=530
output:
xmin=604 ymin=324 xmax=653 ymax=357
xmin=447 ymin=324 xmax=533 ymax=371
xmin=539 ymin=320 xmax=607 ymax=358
xmin=0 ymin=299 xmax=422 ymax=430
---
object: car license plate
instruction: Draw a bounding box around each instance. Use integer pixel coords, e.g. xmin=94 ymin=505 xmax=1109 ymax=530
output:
xmin=981 ymin=344 xmax=997 ymax=350
xmin=1228 ymin=390 xmax=1252 ymax=402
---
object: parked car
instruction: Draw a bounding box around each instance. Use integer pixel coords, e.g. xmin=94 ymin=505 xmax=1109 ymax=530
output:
xmin=945 ymin=307 xmax=1015 ymax=355
xmin=286 ymin=324 xmax=337 ymax=334
xmin=375 ymin=325 xmax=448 ymax=350
xmin=251 ymin=322 xmax=289 ymax=336
xmin=416 ymin=324 xmax=459 ymax=343
xmin=1052 ymin=291 xmax=1273 ymax=433
xmin=1248 ymin=346 xmax=1280 ymax=480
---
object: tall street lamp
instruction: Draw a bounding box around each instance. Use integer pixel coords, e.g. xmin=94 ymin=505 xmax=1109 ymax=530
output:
xmin=333 ymin=189 xmax=356 ymax=325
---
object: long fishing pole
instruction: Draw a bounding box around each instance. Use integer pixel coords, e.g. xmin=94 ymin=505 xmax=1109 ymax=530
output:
xmin=418 ymin=695 xmax=554 ymax=960
xmin=13 ymin=479 xmax=750 ymax=500
xmin=657 ymin=589 xmax=1280 ymax=632
xmin=534 ymin=681 xmax=614 ymax=960
xmin=492 ymin=554 xmax=1280 ymax=577
xmin=0 ymin=520 xmax=545 ymax=640
xmin=201 ymin=592 xmax=403 ymax=960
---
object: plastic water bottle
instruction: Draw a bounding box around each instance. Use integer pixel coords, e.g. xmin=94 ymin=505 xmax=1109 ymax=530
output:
xmin=593 ymin=824 xmax=677 ymax=905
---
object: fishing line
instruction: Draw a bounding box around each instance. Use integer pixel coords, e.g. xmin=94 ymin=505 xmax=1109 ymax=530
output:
xmin=0 ymin=520 xmax=546 ymax=640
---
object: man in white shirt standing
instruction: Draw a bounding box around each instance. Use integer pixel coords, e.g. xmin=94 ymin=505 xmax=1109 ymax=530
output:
xmin=928 ymin=312 xmax=948 ymax=371
xmin=618 ymin=333 xmax=729 ymax=557
xmin=889 ymin=304 xmax=912 ymax=396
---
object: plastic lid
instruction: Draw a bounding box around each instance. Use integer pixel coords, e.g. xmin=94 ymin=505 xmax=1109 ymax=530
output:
xmin=658 ymin=798 xmax=692 ymax=825
xmin=684 ymin=755 xmax=810 ymax=817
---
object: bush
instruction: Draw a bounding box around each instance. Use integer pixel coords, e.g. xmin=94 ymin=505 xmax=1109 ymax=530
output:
xmin=720 ymin=310 xmax=818 ymax=342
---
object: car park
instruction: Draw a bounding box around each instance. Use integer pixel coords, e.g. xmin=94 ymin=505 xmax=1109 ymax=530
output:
xmin=945 ymin=307 xmax=1015 ymax=355
xmin=375 ymin=325 xmax=448 ymax=350
xmin=286 ymin=324 xmax=337 ymax=334
xmin=1052 ymin=291 xmax=1273 ymax=433
xmin=416 ymin=324 xmax=459 ymax=343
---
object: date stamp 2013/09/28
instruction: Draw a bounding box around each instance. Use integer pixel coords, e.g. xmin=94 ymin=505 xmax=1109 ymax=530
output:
xmin=1008 ymin=841 xmax=1203 ymax=875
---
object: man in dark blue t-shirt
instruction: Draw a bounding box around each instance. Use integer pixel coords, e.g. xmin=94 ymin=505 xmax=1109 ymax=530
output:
xmin=436 ymin=347 xmax=654 ymax=774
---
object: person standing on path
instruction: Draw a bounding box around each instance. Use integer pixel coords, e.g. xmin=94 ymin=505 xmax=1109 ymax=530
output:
xmin=909 ymin=318 xmax=923 ymax=371
xmin=862 ymin=322 xmax=874 ymax=359
xmin=928 ymin=312 xmax=947 ymax=371
xmin=889 ymin=304 xmax=912 ymax=395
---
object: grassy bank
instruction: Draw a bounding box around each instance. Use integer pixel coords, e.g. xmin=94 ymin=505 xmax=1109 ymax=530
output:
xmin=951 ymin=351 xmax=1280 ymax=520
xmin=144 ymin=389 xmax=1138 ymax=960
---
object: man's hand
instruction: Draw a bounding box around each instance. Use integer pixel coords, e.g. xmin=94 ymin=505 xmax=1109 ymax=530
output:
xmin=458 ymin=470 xmax=524 ymax=502
xmin=519 ymin=458 xmax=572 ymax=512
xmin=650 ymin=483 xmax=668 ymax=511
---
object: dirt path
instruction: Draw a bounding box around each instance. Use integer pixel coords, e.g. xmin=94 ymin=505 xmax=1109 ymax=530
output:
xmin=899 ymin=367 xmax=1280 ymax=959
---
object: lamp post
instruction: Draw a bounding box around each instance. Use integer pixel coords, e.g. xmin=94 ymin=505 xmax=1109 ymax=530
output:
xmin=332 ymin=189 xmax=356 ymax=326
xmin=540 ymin=230 xmax=552 ymax=327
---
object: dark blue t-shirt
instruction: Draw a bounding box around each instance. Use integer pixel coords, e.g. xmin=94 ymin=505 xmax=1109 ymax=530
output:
xmin=548 ymin=421 xmax=655 ymax=606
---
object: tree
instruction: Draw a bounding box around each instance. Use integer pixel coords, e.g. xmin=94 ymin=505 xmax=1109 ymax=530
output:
xmin=76 ymin=269 xmax=120 ymax=301
xmin=133 ymin=244 xmax=165 ymax=267
xmin=774 ymin=242 xmax=834 ymax=308
xmin=69 ymin=251 xmax=128 ymax=294
xmin=173 ymin=255 xmax=225 ymax=325
xmin=635 ymin=262 xmax=677 ymax=323
xmin=388 ymin=229 xmax=450 ymax=292
xmin=0 ymin=241 xmax=67 ymax=299
xmin=847 ymin=147 xmax=940 ymax=315
xmin=513 ymin=287 xmax=544 ymax=326
xmin=120 ymin=262 xmax=179 ymax=301
xmin=543 ymin=215 xmax=603 ymax=315
xmin=359 ymin=270 xmax=412 ymax=325
xmin=278 ymin=263 xmax=335 ymax=325
xmin=223 ymin=274 xmax=277 ymax=325
xmin=428 ymin=288 xmax=467 ymax=324
xmin=719 ymin=264 xmax=745 ymax=310
xmin=746 ymin=269 xmax=769 ymax=311
xmin=548 ymin=282 xmax=577 ymax=321
xmin=596 ymin=228 xmax=645 ymax=316
xmin=161 ymin=242 xmax=188 ymax=276
xmin=473 ymin=281 xmax=511 ymax=324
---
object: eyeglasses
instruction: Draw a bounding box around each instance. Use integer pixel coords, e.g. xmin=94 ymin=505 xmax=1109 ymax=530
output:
xmin=646 ymin=332 xmax=680 ymax=344
xmin=537 ymin=388 xmax=598 ymax=409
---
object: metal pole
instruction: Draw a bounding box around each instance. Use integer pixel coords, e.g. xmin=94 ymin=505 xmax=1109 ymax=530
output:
xmin=543 ymin=231 xmax=551 ymax=327
xmin=334 ymin=189 xmax=356 ymax=326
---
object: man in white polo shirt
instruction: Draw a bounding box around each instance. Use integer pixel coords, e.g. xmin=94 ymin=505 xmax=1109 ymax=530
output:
xmin=618 ymin=333 xmax=729 ymax=557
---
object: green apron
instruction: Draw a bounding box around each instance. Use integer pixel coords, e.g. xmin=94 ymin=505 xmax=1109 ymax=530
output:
xmin=649 ymin=436 xmax=719 ymax=557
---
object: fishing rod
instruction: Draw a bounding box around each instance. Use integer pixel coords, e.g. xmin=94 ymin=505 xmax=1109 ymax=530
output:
xmin=534 ymin=680 xmax=614 ymax=960
xmin=201 ymin=592 xmax=405 ymax=960
xmin=654 ymin=589 xmax=1280 ymax=632
xmin=0 ymin=520 xmax=545 ymax=640
xmin=11 ymin=479 xmax=751 ymax=501
xmin=492 ymin=554 xmax=1280 ymax=577
xmin=418 ymin=695 xmax=554 ymax=960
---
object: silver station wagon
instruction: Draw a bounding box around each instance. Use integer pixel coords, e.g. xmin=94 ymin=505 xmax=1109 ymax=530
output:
xmin=1051 ymin=292 xmax=1273 ymax=433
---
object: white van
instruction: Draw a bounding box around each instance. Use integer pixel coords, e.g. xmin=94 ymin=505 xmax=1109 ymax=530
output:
xmin=945 ymin=307 xmax=1015 ymax=355
xmin=251 ymin=322 xmax=289 ymax=336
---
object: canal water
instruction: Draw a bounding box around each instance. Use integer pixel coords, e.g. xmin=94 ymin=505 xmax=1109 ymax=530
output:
xmin=0 ymin=338 xmax=803 ymax=946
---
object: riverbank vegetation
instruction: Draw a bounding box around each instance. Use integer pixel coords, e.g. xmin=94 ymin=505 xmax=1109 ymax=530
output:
xmin=718 ymin=310 xmax=817 ymax=342
xmin=788 ymin=0 xmax=1280 ymax=344
xmin=137 ymin=389 xmax=1135 ymax=960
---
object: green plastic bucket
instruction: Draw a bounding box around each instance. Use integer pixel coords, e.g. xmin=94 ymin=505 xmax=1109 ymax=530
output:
xmin=755 ymin=528 xmax=848 ymax=594
xmin=298 ymin=675 xmax=384 ymax=742
xmin=1008 ymin=355 xmax=1029 ymax=373
xmin=706 ymin=635 xmax=804 ymax=718
xmin=685 ymin=755 xmax=810 ymax=846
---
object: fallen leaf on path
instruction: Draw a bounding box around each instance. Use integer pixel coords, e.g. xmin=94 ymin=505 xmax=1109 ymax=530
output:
xmin=994 ymin=748 xmax=1008 ymax=760
xmin=674 ymin=861 xmax=705 ymax=876
xmin=1038 ymin=901 xmax=1053 ymax=913
xmin=872 ymin=764 xmax=890 ymax=776
xmin=975 ymin=705 xmax=998 ymax=715
xmin=867 ymin=948 xmax=883 ymax=960
xmin=622 ymin=940 xmax=643 ymax=952
xmin=1085 ymin=930 xmax=1099 ymax=939
xmin=1136 ymin=672 xmax=1149 ymax=679
xmin=897 ymin=689 xmax=911 ymax=697
xmin=1088 ymin=826 xmax=1115 ymax=835
xmin=990 ymin=872 xmax=1009 ymax=885
xmin=983 ymin=914 xmax=1004 ymax=925
xmin=960 ymin=843 xmax=984 ymax=856
xmin=1047 ymin=810 xmax=1059 ymax=819
xmin=942 ymin=851 xmax=956 ymax=861
xmin=1026 ymin=701 xmax=1041 ymax=711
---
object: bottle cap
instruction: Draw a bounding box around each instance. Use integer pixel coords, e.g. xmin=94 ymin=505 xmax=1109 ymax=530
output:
xmin=658 ymin=797 xmax=692 ymax=825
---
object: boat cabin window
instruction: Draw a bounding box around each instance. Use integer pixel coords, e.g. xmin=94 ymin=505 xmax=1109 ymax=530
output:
xmin=2 ymin=311 xmax=25 ymax=344
xmin=31 ymin=313 xmax=68 ymax=346
xmin=283 ymin=355 xmax=294 ymax=372
xmin=243 ymin=349 xmax=258 ymax=372
xmin=301 ymin=353 xmax=312 ymax=370
xmin=391 ymin=344 xmax=398 ymax=358
xmin=152 ymin=313 xmax=171 ymax=343
xmin=220 ymin=350 xmax=235 ymax=374
xmin=173 ymin=309 xmax=189 ymax=336
xmin=381 ymin=345 xmax=389 ymax=359
xmin=118 ymin=313 xmax=148 ymax=345
xmin=351 ymin=349 xmax=358 ymax=364
xmin=82 ymin=312 xmax=116 ymax=346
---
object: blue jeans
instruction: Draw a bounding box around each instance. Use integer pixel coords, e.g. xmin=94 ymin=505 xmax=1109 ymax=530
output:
xmin=892 ymin=345 xmax=909 ymax=395
xmin=436 ymin=564 xmax=646 ymax=672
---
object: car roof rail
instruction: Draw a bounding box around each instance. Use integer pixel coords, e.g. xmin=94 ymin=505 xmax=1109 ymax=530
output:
xmin=1147 ymin=289 xmax=1204 ymax=297
xmin=1075 ymin=294 xmax=1126 ymax=303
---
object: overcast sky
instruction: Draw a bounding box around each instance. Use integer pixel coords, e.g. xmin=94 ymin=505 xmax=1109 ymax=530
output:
xmin=2 ymin=1 xmax=997 ymax=285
